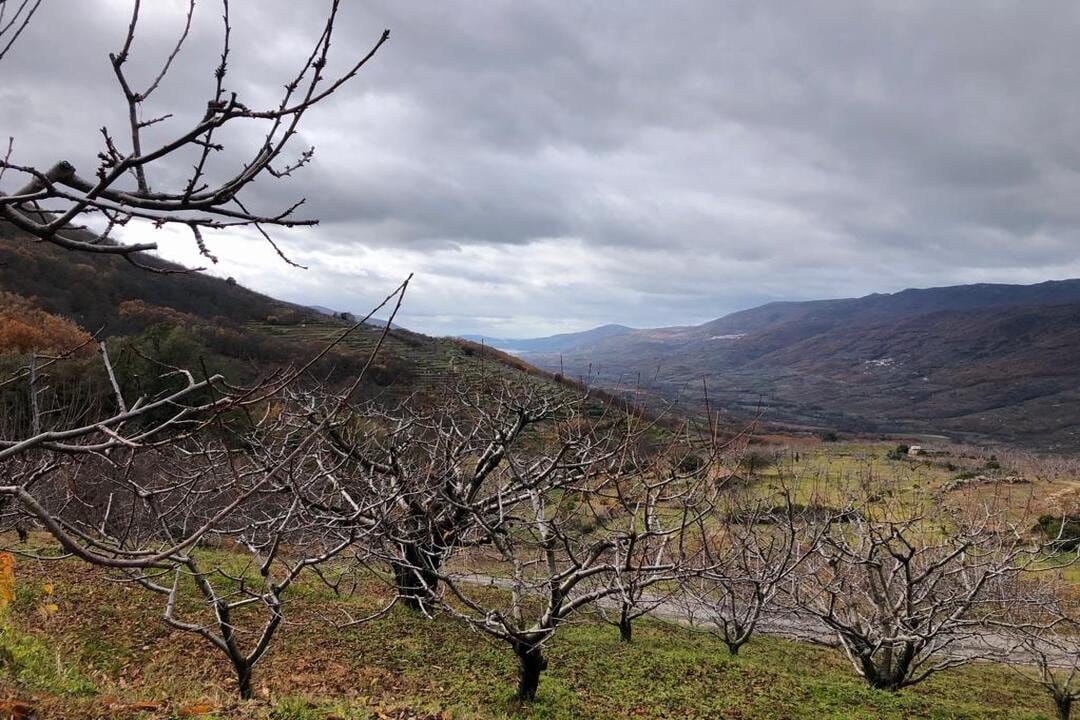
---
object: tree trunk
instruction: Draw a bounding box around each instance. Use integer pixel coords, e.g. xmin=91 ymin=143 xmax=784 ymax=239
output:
xmin=618 ymin=605 xmax=632 ymax=643
xmin=233 ymin=658 xmax=253 ymax=700
xmin=864 ymin=668 xmax=904 ymax=692
xmin=858 ymin=642 xmax=913 ymax=692
xmin=514 ymin=644 xmax=548 ymax=702
xmin=1055 ymin=694 xmax=1072 ymax=720
xmin=392 ymin=543 xmax=440 ymax=612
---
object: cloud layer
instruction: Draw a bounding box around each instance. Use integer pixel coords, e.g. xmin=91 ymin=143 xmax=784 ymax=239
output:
xmin=5 ymin=1 xmax=1080 ymax=336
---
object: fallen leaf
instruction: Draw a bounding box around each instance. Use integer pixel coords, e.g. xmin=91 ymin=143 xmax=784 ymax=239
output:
xmin=177 ymin=702 xmax=216 ymax=717
xmin=128 ymin=701 xmax=160 ymax=712
xmin=0 ymin=699 xmax=37 ymax=720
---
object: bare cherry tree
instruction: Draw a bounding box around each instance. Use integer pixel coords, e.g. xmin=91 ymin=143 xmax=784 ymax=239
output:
xmin=680 ymin=484 xmax=824 ymax=655
xmin=0 ymin=281 xmax=407 ymax=697
xmin=0 ymin=0 xmax=388 ymax=266
xmin=121 ymin=429 xmax=383 ymax=699
xmin=4 ymin=419 xmax=377 ymax=698
xmin=600 ymin=542 xmax=675 ymax=645
xmin=1010 ymin=619 xmax=1080 ymax=720
xmin=985 ymin=571 xmax=1080 ymax=720
xmin=430 ymin=410 xmax=716 ymax=701
xmin=790 ymin=491 xmax=1062 ymax=691
xmin=594 ymin=423 xmax=734 ymax=644
xmin=312 ymin=376 xmax=606 ymax=613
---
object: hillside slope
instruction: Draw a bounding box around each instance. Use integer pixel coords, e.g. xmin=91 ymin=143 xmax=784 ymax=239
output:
xmin=0 ymin=223 xmax=565 ymax=402
xmin=506 ymin=281 xmax=1080 ymax=448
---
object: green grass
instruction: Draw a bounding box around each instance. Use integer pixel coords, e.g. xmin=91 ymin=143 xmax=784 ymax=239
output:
xmin=1044 ymin=552 xmax=1080 ymax=584
xmin=338 ymin=616 xmax=1056 ymax=720
xmin=0 ymin=622 xmax=95 ymax=696
xmin=0 ymin=556 xmax=1064 ymax=720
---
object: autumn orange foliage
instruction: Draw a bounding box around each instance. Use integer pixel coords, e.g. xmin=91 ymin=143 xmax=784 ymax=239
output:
xmin=0 ymin=292 xmax=92 ymax=355
xmin=118 ymin=299 xmax=201 ymax=327
xmin=0 ymin=552 xmax=14 ymax=614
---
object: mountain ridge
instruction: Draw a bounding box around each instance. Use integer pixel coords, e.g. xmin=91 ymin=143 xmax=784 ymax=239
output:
xmin=496 ymin=278 xmax=1080 ymax=347
xmin=493 ymin=279 xmax=1080 ymax=449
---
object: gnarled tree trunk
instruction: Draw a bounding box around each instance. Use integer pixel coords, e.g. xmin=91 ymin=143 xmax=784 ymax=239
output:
xmin=514 ymin=642 xmax=548 ymax=702
xmin=858 ymin=640 xmax=916 ymax=691
xmin=1054 ymin=693 xmax=1073 ymax=720
xmin=391 ymin=542 xmax=441 ymax=612
xmin=618 ymin=603 xmax=633 ymax=643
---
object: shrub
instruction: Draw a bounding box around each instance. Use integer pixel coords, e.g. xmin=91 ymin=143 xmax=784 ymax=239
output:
xmin=678 ymin=453 xmax=705 ymax=473
xmin=742 ymin=450 xmax=776 ymax=473
xmin=1034 ymin=514 xmax=1080 ymax=551
xmin=886 ymin=444 xmax=910 ymax=460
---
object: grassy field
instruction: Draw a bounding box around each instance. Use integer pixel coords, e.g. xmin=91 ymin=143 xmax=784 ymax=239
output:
xmin=743 ymin=439 xmax=1080 ymax=522
xmin=0 ymin=553 xmax=1065 ymax=720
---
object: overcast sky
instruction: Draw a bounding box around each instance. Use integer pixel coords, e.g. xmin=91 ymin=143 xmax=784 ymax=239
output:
xmin=5 ymin=1 xmax=1080 ymax=337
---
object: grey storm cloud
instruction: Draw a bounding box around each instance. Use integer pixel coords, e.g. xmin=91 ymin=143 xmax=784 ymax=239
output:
xmin=4 ymin=1 xmax=1080 ymax=336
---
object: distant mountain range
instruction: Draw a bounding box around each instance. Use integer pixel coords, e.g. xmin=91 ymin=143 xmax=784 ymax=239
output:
xmin=459 ymin=324 xmax=635 ymax=354
xmin=468 ymin=280 xmax=1080 ymax=449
